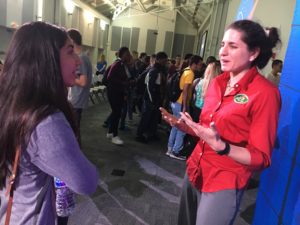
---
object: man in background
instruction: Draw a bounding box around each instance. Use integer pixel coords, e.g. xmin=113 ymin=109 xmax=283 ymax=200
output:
xmin=266 ymin=59 xmax=283 ymax=86
xmin=67 ymin=29 xmax=93 ymax=145
xmin=136 ymin=52 xmax=168 ymax=143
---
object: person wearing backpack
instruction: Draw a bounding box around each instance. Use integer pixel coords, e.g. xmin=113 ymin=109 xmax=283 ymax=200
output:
xmin=135 ymin=52 xmax=168 ymax=143
xmin=166 ymin=55 xmax=203 ymax=160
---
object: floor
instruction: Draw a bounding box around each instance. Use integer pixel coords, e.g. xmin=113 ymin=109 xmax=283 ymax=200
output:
xmin=68 ymin=100 xmax=258 ymax=225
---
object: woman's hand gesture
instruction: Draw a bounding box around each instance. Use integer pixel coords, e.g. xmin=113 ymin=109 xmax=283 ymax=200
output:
xmin=179 ymin=112 xmax=225 ymax=151
xmin=160 ymin=107 xmax=180 ymax=127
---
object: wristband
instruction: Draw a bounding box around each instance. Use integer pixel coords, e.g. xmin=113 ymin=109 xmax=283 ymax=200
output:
xmin=217 ymin=142 xmax=230 ymax=155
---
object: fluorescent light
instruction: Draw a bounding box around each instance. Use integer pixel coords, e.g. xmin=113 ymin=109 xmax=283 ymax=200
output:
xmin=84 ymin=10 xmax=94 ymax=24
xmin=37 ymin=0 xmax=43 ymax=21
xmin=64 ymin=0 xmax=75 ymax=15
xmin=100 ymin=20 xmax=107 ymax=30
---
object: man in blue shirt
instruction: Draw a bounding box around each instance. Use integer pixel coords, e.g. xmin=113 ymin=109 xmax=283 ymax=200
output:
xmin=67 ymin=29 xmax=93 ymax=146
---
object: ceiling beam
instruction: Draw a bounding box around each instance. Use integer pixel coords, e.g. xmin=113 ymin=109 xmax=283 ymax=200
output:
xmin=135 ymin=0 xmax=147 ymax=12
xmin=176 ymin=9 xmax=198 ymax=28
xmin=198 ymin=6 xmax=212 ymax=31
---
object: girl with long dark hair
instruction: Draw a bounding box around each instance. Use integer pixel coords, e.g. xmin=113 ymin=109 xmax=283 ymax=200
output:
xmin=0 ymin=21 xmax=98 ymax=225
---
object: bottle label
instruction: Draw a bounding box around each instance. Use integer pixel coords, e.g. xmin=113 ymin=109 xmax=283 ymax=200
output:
xmin=54 ymin=177 xmax=66 ymax=188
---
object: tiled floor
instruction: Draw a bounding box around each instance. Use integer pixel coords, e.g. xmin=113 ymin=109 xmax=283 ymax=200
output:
xmin=69 ymin=101 xmax=257 ymax=225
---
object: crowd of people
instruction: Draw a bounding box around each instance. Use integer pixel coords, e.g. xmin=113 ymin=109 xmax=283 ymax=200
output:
xmin=0 ymin=18 xmax=283 ymax=225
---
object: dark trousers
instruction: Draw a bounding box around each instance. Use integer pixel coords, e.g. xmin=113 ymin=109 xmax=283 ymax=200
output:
xmin=107 ymin=91 xmax=124 ymax=137
xmin=137 ymin=101 xmax=159 ymax=137
xmin=120 ymin=100 xmax=128 ymax=129
xmin=178 ymin=174 xmax=243 ymax=225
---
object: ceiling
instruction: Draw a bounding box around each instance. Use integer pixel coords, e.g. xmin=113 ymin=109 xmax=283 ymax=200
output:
xmin=80 ymin=0 xmax=215 ymax=29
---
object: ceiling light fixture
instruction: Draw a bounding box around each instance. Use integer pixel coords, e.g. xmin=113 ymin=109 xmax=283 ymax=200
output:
xmin=64 ymin=0 xmax=75 ymax=15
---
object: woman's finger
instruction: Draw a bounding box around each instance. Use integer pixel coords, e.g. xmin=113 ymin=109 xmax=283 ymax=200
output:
xmin=159 ymin=107 xmax=169 ymax=116
xmin=179 ymin=112 xmax=190 ymax=122
xmin=184 ymin=112 xmax=193 ymax=120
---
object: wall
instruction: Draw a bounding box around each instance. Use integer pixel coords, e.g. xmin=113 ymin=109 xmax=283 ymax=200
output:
xmin=108 ymin=7 xmax=199 ymax=63
xmin=108 ymin=8 xmax=177 ymax=63
xmin=253 ymin=1 xmax=300 ymax=224
xmin=0 ymin=0 xmax=110 ymax=68
xmin=196 ymin=0 xmax=229 ymax=61
xmin=225 ymin=0 xmax=296 ymax=74
xmin=0 ymin=26 xmax=14 ymax=61
xmin=6 ymin=0 xmax=23 ymax=27
xmin=173 ymin=12 xmax=198 ymax=58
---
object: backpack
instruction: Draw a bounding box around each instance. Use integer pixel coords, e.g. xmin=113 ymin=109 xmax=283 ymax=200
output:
xmin=166 ymin=68 xmax=189 ymax=102
xmin=101 ymin=59 xmax=120 ymax=86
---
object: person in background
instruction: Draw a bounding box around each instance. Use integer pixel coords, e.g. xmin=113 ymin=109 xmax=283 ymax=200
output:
xmin=141 ymin=56 xmax=151 ymax=74
xmin=205 ymin=55 xmax=217 ymax=65
xmin=67 ymin=29 xmax=93 ymax=146
xmin=120 ymin=54 xmax=137 ymax=129
xmin=96 ymin=54 xmax=107 ymax=76
xmin=175 ymin=55 xmax=182 ymax=70
xmin=150 ymin=54 xmax=156 ymax=66
xmin=266 ymin=59 xmax=283 ymax=86
xmin=0 ymin=21 xmax=98 ymax=225
xmin=136 ymin=52 xmax=168 ymax=143
xmin=132 ymin=50 xmax=139 ymax=59
xmin=106 ymin=47 xmax=131 ymax=145
xmin=167 ymin=59 xmax=177 ymax=80
xmin=191 ymin=62 xmax=221 ymax=122
xmin=166 ymin=55 xmax=203 ymax=160
xmin=180 ymin=53 xmax=193 ymax=71
xmin=135 ymin=55 xmax=151 ymax=114
xmin=137 ymin=53 xmax=149 ymax=74
xmin=160 ymin=19 xmax=281 ymax=225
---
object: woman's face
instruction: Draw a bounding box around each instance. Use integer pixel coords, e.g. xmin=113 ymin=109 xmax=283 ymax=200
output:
xmin=219 ymin=28 xmax=258 ymax=76
xmin=60 ymin=37 xmax=81 ymax=87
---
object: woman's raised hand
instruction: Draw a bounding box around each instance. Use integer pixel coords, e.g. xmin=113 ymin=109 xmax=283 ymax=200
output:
xmin=179 ymin=112 xmax=225 ymax=151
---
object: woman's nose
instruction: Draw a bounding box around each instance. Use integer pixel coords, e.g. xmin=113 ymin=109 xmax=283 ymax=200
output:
xmin=219 ymin=45 xmax=227 ymax=56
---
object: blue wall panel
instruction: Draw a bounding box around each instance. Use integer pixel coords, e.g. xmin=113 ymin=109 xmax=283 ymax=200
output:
xmin=253 ymin=1 xmax=300 ymax=225
xmin=292 ymin=192 xmax=300 ymax=225
xmin=279 ymin=27 xmax=300 ymax=91
xmin=282 ymin=164 xmax=300 ymax=225
xmin=253 ymin=190 xmax=279 ymax=225
xmin=258 ymin=152 xmax=292 ymax=215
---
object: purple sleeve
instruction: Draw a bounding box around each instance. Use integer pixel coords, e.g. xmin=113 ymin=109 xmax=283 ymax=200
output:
xmin=27 ymin=112 xmax=98 ymax=195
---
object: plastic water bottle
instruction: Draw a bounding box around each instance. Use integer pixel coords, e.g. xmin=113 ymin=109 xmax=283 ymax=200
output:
xmin=54 ymin=177 xmax=75 ymax=217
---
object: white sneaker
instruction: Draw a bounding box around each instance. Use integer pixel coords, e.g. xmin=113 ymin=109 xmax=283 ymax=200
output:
xmin=106 ymin=133 xmax=113 ymax=139
xmin=111 ymin=136 xmax=124 ymax=145
xmin=165 ymin=147 xmax=172 ymax=156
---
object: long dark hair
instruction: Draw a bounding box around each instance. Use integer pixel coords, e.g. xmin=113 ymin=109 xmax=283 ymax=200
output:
xmin=228 ymin=20 xmax=281 ymax=69
xmin=0 ymin=22 xmax=76 ymax=188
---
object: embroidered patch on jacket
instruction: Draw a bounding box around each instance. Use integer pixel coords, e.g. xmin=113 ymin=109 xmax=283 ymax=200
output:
xmin=234 ymin=94 xmax=249 ymax=104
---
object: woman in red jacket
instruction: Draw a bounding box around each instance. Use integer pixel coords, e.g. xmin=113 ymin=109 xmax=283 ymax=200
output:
xmin=161 ymin=20 xmax=281 ymax=225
